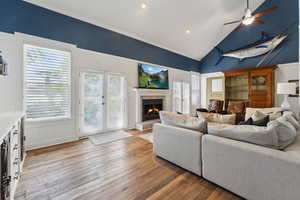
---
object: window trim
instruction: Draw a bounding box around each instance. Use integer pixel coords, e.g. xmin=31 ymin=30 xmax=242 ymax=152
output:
xmin=23 ymin=43 xmax=72 ymax=122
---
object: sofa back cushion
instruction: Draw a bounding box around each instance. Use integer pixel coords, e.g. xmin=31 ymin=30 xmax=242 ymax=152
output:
xmin=208 ymin=114 xmax=298 ymax=150
xmin=268 ymin=116 xmax=297 ymax=149
xmin=197 ymin=112 xmax=236 ymax=125
xmin=159 ymin=111 xmax=207 ymax=133
xmin=283 ymin=113 xmax=300 ymax=130
xmin=208 ymin=124 xmax=279 ymax=149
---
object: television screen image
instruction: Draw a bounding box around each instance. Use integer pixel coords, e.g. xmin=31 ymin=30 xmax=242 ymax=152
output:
xmin=138 ymin=64 xmax=169 ymax=89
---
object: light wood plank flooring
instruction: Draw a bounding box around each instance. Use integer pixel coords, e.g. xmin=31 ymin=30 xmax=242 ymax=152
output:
xmin=15 ymin=131 xmax=243 ymax=200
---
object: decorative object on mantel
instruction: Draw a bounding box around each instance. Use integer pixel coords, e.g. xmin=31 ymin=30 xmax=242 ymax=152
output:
xmin=224 ymin=0 xmax=278 ymax=28
xmin=277 ymin=82 xmax=296 ymax=110
xmin=215 ymin=33 xmax=287 ymax=65
xmin=288 ymin=80 xmax=299 ymax=97
xmin=0 ymin=51 xmax=8 ymax=76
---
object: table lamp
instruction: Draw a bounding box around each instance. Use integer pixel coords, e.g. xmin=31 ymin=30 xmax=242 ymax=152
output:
xmin=277 ymin=82 xmax=297 ymax=110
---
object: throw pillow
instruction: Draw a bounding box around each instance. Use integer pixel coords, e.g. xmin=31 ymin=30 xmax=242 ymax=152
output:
xmin=251 ymin=110 xmax=267 ymax=121
xmin=268 ymin=112 xmax=282 ymax=121
xmin=197 ymin=112 xmax=236 ymax=125
xmin=252 ymin=115 xmax=270 ymax=127
xmin=239 ymin=117 xmax=253 ymax=125
xmin=245 ymin=107 xmax=283 ymax=121
xmin=160 ymin=111 xmax=207 ymax=133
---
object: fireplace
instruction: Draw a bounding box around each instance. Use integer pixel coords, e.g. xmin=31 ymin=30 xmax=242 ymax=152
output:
xmin=142 ymin=99 xmax=163 ymax=122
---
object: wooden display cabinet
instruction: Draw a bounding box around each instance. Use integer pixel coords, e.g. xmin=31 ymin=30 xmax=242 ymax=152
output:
xmin=224 ymin=66 xmax=276 ymax=108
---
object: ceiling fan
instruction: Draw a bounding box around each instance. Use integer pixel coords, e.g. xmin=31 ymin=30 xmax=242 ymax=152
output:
xmin=224 ymin=0 xmax=278 ymax=27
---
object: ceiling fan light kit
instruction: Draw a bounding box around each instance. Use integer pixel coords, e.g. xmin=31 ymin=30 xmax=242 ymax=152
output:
xmin=224 ymin=0 xmax=278 ymax=28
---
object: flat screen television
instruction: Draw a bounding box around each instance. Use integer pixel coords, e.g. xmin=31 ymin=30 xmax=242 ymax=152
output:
xmin=138 ymin=63 xmax=169 ymax=89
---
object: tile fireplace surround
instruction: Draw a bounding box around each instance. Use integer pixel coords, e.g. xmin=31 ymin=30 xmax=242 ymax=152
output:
xmin=133 ymin=88 xmax=171 ymax=129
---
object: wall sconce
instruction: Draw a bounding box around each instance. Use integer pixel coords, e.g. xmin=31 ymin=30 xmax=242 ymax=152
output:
xmin=0 ymin=51 xmax=8 ymax=76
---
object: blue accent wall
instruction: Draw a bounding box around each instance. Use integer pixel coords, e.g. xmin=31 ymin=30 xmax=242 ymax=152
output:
xmin=200 ymin=0 xmax=299 ymax=73
xmin=0 ymin=0 xmax=201 ymax=72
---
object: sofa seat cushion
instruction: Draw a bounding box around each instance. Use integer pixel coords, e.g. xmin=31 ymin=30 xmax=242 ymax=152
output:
xmin=208 ymin=124 xmax=279 ymax=149
xmin=159 ymin=111 xmax=207 ymax=133
xmin=197 ymin=112 xmax=236 ymax=125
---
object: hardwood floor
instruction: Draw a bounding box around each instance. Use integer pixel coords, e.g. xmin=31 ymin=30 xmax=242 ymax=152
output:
xmin=15 ymin=132 xmax=243 ymax=200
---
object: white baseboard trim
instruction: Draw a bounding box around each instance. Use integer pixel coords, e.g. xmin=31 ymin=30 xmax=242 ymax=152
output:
xmin=26 ymin=136 xmax=79 ymax=151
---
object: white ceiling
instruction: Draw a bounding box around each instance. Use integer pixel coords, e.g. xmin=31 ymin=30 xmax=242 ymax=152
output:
xmin=25 ymin=0 xmax=265 ymax=60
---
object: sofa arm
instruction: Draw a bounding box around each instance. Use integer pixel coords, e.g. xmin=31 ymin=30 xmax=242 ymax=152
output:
xmin=202 ymin=135 xmax=300 ymax=200
xmin=153 ymin=123 xmax=203 ymax=176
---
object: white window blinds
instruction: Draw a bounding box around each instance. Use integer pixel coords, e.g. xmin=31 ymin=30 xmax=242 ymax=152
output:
xmin=24 ymin=44 xmax=71 ymax=120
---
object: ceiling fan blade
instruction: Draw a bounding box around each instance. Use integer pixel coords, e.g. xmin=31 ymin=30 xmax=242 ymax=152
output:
xmin=253 ymin=19 xmax=265 ymax=24
xmin=254 ymin=6 xmax=279 ymax=18
xmin=233 ymin=23 xmax=245 ymax=31
xmin=224 ymin=20 xmax=242 ymax=25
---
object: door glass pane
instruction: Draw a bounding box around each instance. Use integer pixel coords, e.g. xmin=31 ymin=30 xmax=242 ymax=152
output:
xmin=107 ymin=75 xmax=125 ymax=129
xmin=81 ymin=73 xmax=104 ymax=133
xmin=173 ymin=82 xmax=182 ymax=113
xmin=182 ymin=83 xmax=190 ymax=114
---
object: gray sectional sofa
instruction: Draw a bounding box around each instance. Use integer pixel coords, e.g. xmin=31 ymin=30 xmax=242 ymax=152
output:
xmin=153 ymin=110 xmax=300 ymax=200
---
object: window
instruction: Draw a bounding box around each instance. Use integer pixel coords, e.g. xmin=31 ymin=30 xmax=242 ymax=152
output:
xmin=24 ymin=44 xmax=71 ymax=120
xmin=191 ymin=74 xmax=200 ymax=107
xmin=172 ymin=81 xmax=190 ymax=114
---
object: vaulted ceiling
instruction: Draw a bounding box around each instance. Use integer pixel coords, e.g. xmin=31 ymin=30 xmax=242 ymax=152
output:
xmin=25 ymin=0 xmax=265 ymax=60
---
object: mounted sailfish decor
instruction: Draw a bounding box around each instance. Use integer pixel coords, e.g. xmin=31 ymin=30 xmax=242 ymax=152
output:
xmin=215 ymin=32 xmax=287 ymax=65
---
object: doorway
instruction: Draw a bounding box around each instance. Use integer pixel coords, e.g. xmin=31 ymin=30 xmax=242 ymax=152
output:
xmin=79 ymin=72 xmax=126 ymax=136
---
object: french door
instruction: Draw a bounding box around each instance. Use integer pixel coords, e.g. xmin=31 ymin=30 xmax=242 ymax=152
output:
xmin=80 ymin=72 xmax=126 ymax=135
xmin=173 ymin=81 xmax=190 ymax=114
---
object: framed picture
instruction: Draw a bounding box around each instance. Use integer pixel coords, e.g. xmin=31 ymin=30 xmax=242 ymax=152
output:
xmin=288 ymin=80 xmax=299 ymax=97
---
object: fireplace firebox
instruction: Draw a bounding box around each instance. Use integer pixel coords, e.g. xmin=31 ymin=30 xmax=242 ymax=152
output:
xmin=142 ymin=99 xmax=163 ymax=122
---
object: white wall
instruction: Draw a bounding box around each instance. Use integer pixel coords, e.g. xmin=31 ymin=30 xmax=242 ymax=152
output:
xmin=275 ymin=63 xmax=300 ymax=114
xmin=0 ymin=32 xmax=194 ymax=149
xmin=0 ymin=33 xmax=23 ymax=113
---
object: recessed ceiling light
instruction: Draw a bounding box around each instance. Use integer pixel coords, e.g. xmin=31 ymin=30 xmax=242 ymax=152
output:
xmin=186 ymin=30 xmax=191 ymax=34
xmin=141 ymin=3 xmax=147 ymax=9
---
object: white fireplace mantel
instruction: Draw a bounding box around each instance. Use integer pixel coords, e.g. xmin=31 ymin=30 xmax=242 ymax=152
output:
xmin=132 ymin=88 xmax=171 ymax=125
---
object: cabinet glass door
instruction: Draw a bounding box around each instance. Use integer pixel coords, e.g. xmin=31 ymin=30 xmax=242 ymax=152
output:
xmin=251 ymin=75 xmax=267 ymax=91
